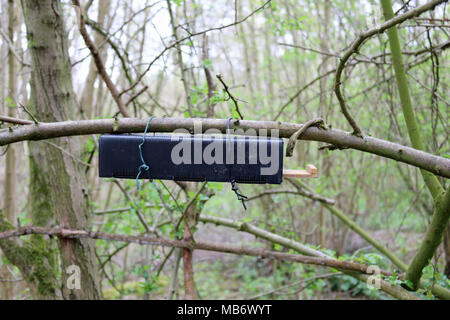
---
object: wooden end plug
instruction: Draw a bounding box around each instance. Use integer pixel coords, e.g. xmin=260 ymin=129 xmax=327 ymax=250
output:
xmin=282 ymin=164 xmax=318 ymax=179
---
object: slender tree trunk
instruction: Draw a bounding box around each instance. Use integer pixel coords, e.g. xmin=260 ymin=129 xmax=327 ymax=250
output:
xmin=380 ymin=0 xmax=449 ymax=292
xmin=167 ymin=247 xmax=182 ymax=300
xmin=405 ymin=188 xmax=450 ymax=290
xmin=4 ymin=0 xmax=16 ymax=225
xmin=167 ymin=0 xmax=193 ymax=117
xmin=21 ymin=0 xmax=101 ymax=299
xmin=0 ymin=0 xmax=6 ymax=300
xmin=1 ymin=0 xmax=17 ymax=300
xmin=182 ymin=185 xmax=196 ymax=300
xmin=317 ymin=0 xmax=331 ymax=248
xmin=239 ymin=22 xmax=255 ymax=102
xmin=444 ymin=224 xmax=450 ymax=278
xmin=80 ymin=0 xmax=111 ymax=119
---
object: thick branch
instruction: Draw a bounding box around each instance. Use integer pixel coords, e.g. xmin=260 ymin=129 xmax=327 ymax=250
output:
xmin=1 ymin=117 xmax=449 ymax=178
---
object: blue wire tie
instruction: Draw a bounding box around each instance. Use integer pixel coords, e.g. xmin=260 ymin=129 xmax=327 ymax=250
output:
xmin=136 ymin=117 xmax=154 ymax=190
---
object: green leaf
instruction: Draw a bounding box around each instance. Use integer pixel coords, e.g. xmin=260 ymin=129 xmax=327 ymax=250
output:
xmin=6 ymin=97 xmax=15 ymax=108
xmin=203 ymin=59 xmax=213 ymax=69
xmin=403 ymin=280 xmax=414 ymax=290
xmin=208 ymin=182 xmax=223 ymax=191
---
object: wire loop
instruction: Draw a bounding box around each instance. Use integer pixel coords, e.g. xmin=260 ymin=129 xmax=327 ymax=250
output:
xmin=136 ymin=117 xmax=154 ymax=190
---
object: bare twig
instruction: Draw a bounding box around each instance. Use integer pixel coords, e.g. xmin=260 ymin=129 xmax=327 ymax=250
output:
xmin=275 ymin=69 xmax=335 ymax=121
xmin=278 ymin=42 xmax=340 ymax=58
xmin=123 ymin=0 xmax=272 ymax=95
xmin=245 ymin=189 xmax=335 ymax=204
xmin=0 ymin=115 xmax=33 ymax=126
xmin=203 ymin=35 xmax=217 ymax=117
xmin=112 ymin=179 xmax=152 ymax=233
xmin=216 ymin=74 xmax=244 ymax=120
xmin=19 ymin=104 xmax=39 ymax=124
xmin=125 ymin=86 xmax=148 ymax=106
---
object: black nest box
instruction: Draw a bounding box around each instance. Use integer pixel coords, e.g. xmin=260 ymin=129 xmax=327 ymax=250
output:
xmin=99 ymin=133 xmax=284 ymax=185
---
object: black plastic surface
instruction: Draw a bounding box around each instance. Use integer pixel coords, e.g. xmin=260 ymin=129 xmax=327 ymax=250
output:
xmin=99 ymin=134 xmax=283 ymax=184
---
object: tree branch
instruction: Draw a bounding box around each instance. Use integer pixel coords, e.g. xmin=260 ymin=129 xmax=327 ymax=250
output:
xmin=0 ymin=115 xmax=33 ymax=126
xmin=287 ymin=178 xmax=450 ymax=299
xmin=0 ymin=225 xmax=393 ymax=277
xmin=216 ymin=74 xmax=245 ymax=120
xmin=245 ymin=189 xmax=335 ymax=204
xmin=0 ymin=117 xmax=449 ymax=178
xmin=72 ymin=0 xmax=131 ymax=117
xmin=196 ymin=214 xmax=419 ymax=300
xmin=333 ymin=0 xmax=446 ymax=135
xmin=123 ymin=0 xmax=272 ymax=95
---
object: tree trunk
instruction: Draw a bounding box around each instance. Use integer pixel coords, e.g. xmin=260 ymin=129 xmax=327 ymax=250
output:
xmin=380 ymin=0 xmax=449 ymax=292
xmin=21 ymin=0 xmax=101 ymax=299
xmin=182 ymin=185 xmax=197 ymax=300
xmin=0 ymin=210 xmax=60 ymax=299
xmin=1 ymin=0 xmax=17 ymax=300
xmin=80 ymin=0 xmax=111 ymax=119
xmin=444 ymin=223 xmax=450 ymax=278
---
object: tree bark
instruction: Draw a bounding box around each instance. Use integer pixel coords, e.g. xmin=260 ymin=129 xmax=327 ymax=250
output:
xmin=1 ymin=0 xmax=17 ymax=300
xmin=20 ymin=0 xmax=101 ymax=299
xmin=0 ymin=211 xmax=59 ymax=299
